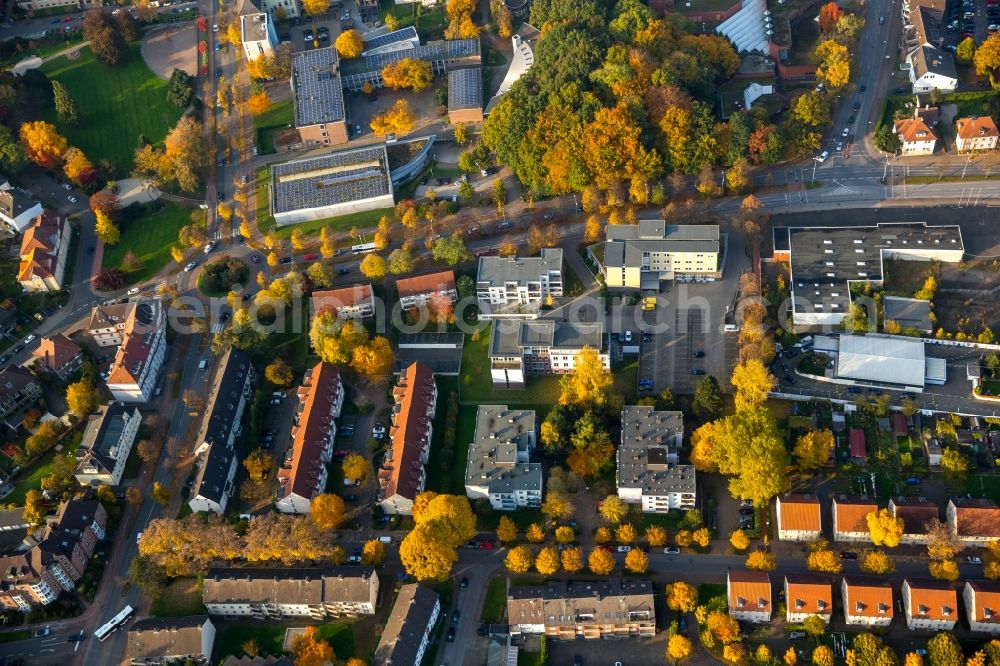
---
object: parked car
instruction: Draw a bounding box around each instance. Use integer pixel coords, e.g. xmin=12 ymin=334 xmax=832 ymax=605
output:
xmin=184 ymin=261 xmax=197 ymax=272
xmin=446 ymin=628 xmax=456 ymax=642
xmin=67 ymin=195 xmax=77 ymax=203
xmin=452 ymin=610 xmax=460 ymax=625
xmin=968 ymin=556 xmax=983 ymax=564
xmin=22 ymin=335 xmax=35 ymax=345
xmin=338 ymin=267 xmax=351 ymax=274
xmin=692 ymin=351 xmax=704 ymax=358
xmin=347 ymin=555 xmax=362 ymax=563
xmin=460 ymin=577 xmax=469 ymax=590
xmin=664 ymin=547 xmax=681 ymax=555
xmin=840 ymin=551 xmax=859 ymax=560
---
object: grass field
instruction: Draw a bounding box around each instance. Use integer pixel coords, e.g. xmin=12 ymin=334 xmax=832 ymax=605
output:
xmin=150 ymin=577 xmax=205 ymax=617
xmin=480 ymin=577 xmax=507 ymax=623
xmin=41 ymin=43 xmax=184 ymax=173
xmin=215 ymin=623 xmax=286 ymax=659
xmin=102 ymin=203 xmax=200 ymax=284
xmin=6 ymin=432 xmax=82 ymax=506
xmin=459 ymin=324 xmax=562 ymax=404
xmin=253 ymin=99 xmax=294 ymax=155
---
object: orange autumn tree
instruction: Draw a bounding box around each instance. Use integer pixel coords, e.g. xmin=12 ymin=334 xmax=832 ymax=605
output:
xmin=818 ymin=2 xmax=843 ymax=32
xmin=291 ymin=627 xmax=334 ymax=666
xmin=20 ymin=121 xmax=68 ymax=168
xmin=381 ymin=58 xmax=433 ymax=91
xmin=247 ymin=90 xmax=272 ymax=116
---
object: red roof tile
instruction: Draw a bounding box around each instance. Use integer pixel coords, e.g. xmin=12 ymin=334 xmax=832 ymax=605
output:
xmin=378 ymin=362 xmax=435 ymax=506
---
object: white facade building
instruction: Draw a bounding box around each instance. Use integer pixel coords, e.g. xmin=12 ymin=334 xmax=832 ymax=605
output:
xmin=902 ymin=579 xmax=958 ymax=631
xmin=476 ymin=249 xmax=563 ymax=307
xmin=106 ymin=300 xmax=166 ymax=403
xmin=616 ymin=406 xmax=695 ymax=513
xmin=964 ymin=581 xmax=1000 ymax=635
xmin=465 ymin=406 xmax=541 ymax=510
xmin=842 ymin=577 xmax=894 ymax=627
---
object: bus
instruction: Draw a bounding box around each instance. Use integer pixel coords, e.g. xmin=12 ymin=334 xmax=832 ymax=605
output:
xmin=351 ymin=242 xmax=377 ymax=255
xmin=94 ymin=605 xmax=135 ymax=642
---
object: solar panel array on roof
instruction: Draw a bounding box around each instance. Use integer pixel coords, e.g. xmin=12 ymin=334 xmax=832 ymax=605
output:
xmin=363 ymin=26 xmax=418 ymax=51
xmin=448 ymin=68 xmax=482 ymax=110
xmin=272 ymin=146 xmax=391 ymax=214
xmin=292 ymin=47 xmax=346 ymax=127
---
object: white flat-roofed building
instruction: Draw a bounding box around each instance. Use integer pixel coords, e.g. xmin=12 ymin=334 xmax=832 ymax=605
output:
xmin=616 ymin=406 xmax=695 ymax=513
xmin=836 ymin=335 xmax=929 ymax=388
xmin=465 ymin=406 xmax=541 ymax=511
xmin=270 ymin=146 xmax=393 ymax=226
xmin=240 ymin=12 xmax=277 ymax=61
xmin=603 ymin=222 xmax=721 ymax=290
xmin=488 ymin=320 xmax=608 ymax=389
xmin=476 ymin=249 xmax=563 ymax=307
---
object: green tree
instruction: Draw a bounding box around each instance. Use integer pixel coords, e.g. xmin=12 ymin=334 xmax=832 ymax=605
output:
xmin=52 ymin=81 xmax=79 ymax=125
xmin=957 ymin=36 xmax=977 ymax=64
xmin=874 ymin=124 xmax=902 ymax=153
xmin=432 ymin=235 xmax=473 ymax=266
xmin=692 ymin=375 xmax=722 ymax=421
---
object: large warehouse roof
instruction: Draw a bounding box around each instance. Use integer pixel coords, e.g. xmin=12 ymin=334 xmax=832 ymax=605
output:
xmin=836 ymin=334 xmax=926 ymax=387
xmin=271 ymin=145 xmax=391 ymax=214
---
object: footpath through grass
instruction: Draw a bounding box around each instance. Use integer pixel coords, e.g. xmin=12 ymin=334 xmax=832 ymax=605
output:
xmin=102 ymin=203 xmax=199 ymax=284
xmin=41 ymin=43 xmax=184 ymax=172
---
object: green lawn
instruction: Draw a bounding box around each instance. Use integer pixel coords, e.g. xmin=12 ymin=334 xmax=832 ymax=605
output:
xmin=459 ymin=324 xmax=563 ymax=404
xmin=41 ymin=43 xmax=184 ymax=173
xmin=314 ymin=623 xmax=355 ymax=658
xmin=6 ymin=432 xmax=82 ymax=506
xmin=215 ymin=623 xmax=286 ymax=660
xmin=253 ymin=99 xmax=294 ymax=155
xmin=150 ymin=577 xmax=205 ymax=617
xmin=480 ymin=577 xmax=507 ymax=623
xmin=102 ymin=203 xmax=200 ymax=284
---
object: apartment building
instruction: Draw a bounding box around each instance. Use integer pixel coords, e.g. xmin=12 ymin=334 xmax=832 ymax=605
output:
xmin=276 ymin=363 xmax=343 ymax=514
xmin=902 ymin=578 xmax=958 ymax=630
xmin=374 ymin=584 xmax=440 ymax=666
xmin=291 ymin=48 xmax=349 ymax=148
xmin=465 ymin=406 xmax=541 ymax=511
xmin=106 ymin=300 xmax=166 ymax=403
xmin=784 ymin=575 xmax=832 ymax=624
xmin=832 ymin=496 xmax=876 ymax=543
xmin=377 ymin=362 xmax=436 ymax=516
xmin=507 ymin=579 xmax=656 ymax=640
xmin=955 ymin=116 xmax=1000 ymax=153
xmin=0 ymin=186 xmax=41 ymax=234
xmin=126 ymin=615 xmax=216 ymax=666
xmin=0 ymin=366 xmax=43 ymax=430
xmin=74 ymin=403 xmax=141 ymax=487
xmin=841 ymin=577 xmax=894 ymax=627
xmin=616 ymin=406 xmax=695 ymax=513
xmin=727 ymin=571 xmax=772 ymax=624
xmin=603 ymin=221 xmax=721 ymax=290
xmin=947 ymin=498 xmax=1000 ymax=544
xmin=312 ymin=284 xmax=376 ymax=319
xmin=395 ymin=270 xmax=457 ymax=311
xmin=889 ymin=498 xmax=937 ymax=545
xmin=86 ymin=302 xmax=134 ymax=347
xmin=776 ymin=495 xmax=823 ymax=542
xmin=18 ymin=211 xmax=70 ymax=292
xmin=240 ymin=11 xmax=277 ymax=61
xmin=189 ymin=350 xmax=254 ymax=514
xmin=203 ymin=568 xmax=378 ymax=620
xmin=30 ymin=334 xmax=82 ymax=380
xmin=964 ymin=580 xmax=1000 ymax=635
xmin=488 ymin=320 xmax=609 ymax=389
xmin=903 ymin=0 xmax=958 ymax=94
xmin=0 ymin=498 xmax=107 ymax=612
xmin=476 ymin=249 xmax=563 ymax=307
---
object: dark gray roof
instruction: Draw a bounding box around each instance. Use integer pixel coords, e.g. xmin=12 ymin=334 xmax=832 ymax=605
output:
xmin=342 ymin=38 xmax=480 ymax=76
xmin=374 ymin=584 xmax=439 ymax=665
xmin=292 ymin=47 xmax=346 ymax=127
xmin=913 ymin=45 xmax=957 ymax=80
xmin=448 ymin=67 xmax=482 ymax=111
xmin=786 ymin=222 xmax=963 ymax=316
xmin=0 ymin=188 xmax=38 ymax=222
xmin=617 ymin=406 xmax=695 ymax=496
xmin=883 ymin=296 xmax=933 ymax=332
xmin=192 ymin=349 xmax=253 ymax=506
xmin=465 ymin=406 xmax=541 ymax=495
xmin=77 ymin=402 xmax=138 ymax=477
xmin=271 ymin=145 xmax=392 ymax=214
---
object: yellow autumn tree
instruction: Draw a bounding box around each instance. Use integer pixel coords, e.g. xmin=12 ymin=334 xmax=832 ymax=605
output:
xmin=667 ymin=634 xmax=692 ymax=663
xmin=730 ymin=529 xmax=750 ymax=551
xmin=247 ymin=90 xmax=272 ymax=116
xmin=645 ymin=525 xmax=668 ymax=547
xmin=525 ymin=522 xmax=545 ymax=543
xmin=866 ymin=508 xmax=904 ymax=548
xmin=793 ymin=429 xmax=835 ymax=469
xmin=666 ymin=582 xmax=698 ymax=612
xmin=505 ymin=544 xmax=534 ymax=574
xmin=334 ymin=29 xmax=363 ymax=58
xmin=496 ymin=515 xmax=518 ymax=543
xmin=535 ymin=546 xmax=560 ymax=575
xmin=370 ymin=99 xmax=415 ymax=137
xmin=561 ymin=546 xmax=584 ymax=572
xmin=381 ymin=58 xmax=434 ymax=91
xmin=745 ymin=549 xmax=776 ymax=571
xmin=806 ymin=545 xmax=842 ymax=573
xmin=731 ymin=358 xmax=776 ymax=412
xmin=860 ymin=549 xmax=895 ymax=574
xmin=19 ymin=121 xmax=68 ymax=168
xmin=94 ymin=210 xmax=121 ymax=245
xmin=559 ymin=346 xmax=613 ymax=407
xmin=929 ymin=559 xmax=960 ymax=581
xmin=588 ymin=547 xmax=615 ymax=575
xmin=624 ymin=548 xmax=648 ymax=573
xmin=555 ymin=526 xmax=575 ymax=544
xmin=63 ymin=147 xmax=94 ymax=186
xmin=692 ymin=528 xmax=711 ymax=548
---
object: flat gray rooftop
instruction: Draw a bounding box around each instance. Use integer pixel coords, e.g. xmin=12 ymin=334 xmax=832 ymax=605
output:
xmin=271 ymin=145 xmax=391 ymax=214
xmin=477 ymin=248 xmax=562 ymax=288
xmin=448 ymin=67 xmax=482 ymax=111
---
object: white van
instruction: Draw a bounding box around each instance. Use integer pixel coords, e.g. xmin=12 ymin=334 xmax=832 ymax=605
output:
xmin=198 ymin=359 xmax=208 ymax=371
xmin=127 ymin=287 xmax=141 ymax=296
xmin=724 ymin=324 xmax=739 ymax=332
